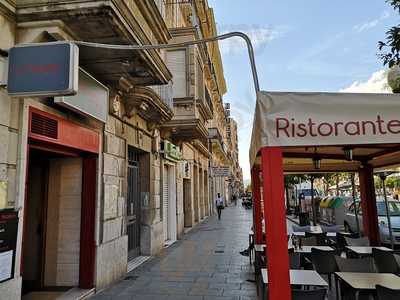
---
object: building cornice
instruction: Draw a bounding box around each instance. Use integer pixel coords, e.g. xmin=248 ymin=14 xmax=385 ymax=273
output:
xmin=0 ymin=0 xmax=16 ymax=22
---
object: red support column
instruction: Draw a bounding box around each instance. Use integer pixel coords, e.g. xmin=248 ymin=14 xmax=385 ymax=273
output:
xmin=261 ymin=147 xmax=291 ymax=300
xmin=359 ymin=164 xmax=380 ymax=246
xmin=251 ymin=168 xmax=263 ymax=244
xmin=80 ymin=156 xmax=97 ymax=288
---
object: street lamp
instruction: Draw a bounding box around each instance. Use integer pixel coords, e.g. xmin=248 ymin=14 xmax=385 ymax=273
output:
xmin=73 ymin=32 xmax=260 ymax=94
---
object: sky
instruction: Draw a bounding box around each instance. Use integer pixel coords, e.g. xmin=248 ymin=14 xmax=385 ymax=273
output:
xmin=208 ymin=0 xmax=397 ymax=183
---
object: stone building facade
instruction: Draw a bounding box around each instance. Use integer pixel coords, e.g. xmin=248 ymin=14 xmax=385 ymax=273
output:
xmin=0 ymin=0 xmax=243 ymax=299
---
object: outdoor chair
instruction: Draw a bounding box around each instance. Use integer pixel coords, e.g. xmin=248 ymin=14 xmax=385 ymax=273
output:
xmin=300 ymin=236 xmax=317 ymax=246
xmin=344 ymin=236 xmax=370 ymax=246
xmin=289 ymin=252 xmax=301 ymax=269
xmin=292 ymin=225 xmax=311 ymax=233
xmin=305 ymin=232 xmax=327 ymax=246
xmin=376 ymin=285 xmax=400 ymax=300
xmin=311 ymin=248 xmax=338 ymax=289
xmin=334 ymin=256 xmax=376 ymax=273
xmin=372 ymin=248 xmax=400 ymax=274
xmin=292 ymin=288 xmax=327 ymax=300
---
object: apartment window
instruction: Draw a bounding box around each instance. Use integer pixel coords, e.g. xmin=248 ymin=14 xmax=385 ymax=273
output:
xmin=196 ymin=57 xmax=204 ymax=100
xmin=166 ymin=49 xmax=187 ymax=98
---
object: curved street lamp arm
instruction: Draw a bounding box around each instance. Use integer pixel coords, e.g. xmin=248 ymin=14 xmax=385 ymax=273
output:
xmin=73 ymin=31 xmax=260 ymax=93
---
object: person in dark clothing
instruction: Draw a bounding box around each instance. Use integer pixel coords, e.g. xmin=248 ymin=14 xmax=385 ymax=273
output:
xmin=216 ymin=193 xmax=224 ymax=220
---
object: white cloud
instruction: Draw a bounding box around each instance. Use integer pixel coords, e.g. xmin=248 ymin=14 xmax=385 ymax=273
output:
xmin=353 ymin=10 xmax=390 ymax=33
xmin=339 ymin=69 xmax=391 ymax=93
xmin=217 ymin=25 xmax=285 ymax=55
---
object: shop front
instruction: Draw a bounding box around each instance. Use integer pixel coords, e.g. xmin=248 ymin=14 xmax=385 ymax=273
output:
xmin=161 ymin=140 xmax=181 ymax=245
xmin=22 ymin=106 xmax=100 ymax=298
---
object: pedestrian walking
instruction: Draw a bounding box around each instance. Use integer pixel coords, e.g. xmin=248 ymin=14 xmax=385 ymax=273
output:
xmin=232 ymin=194 xmax=238 ymax=206
xmin=216 ymin=193 xmax=224 ymax=220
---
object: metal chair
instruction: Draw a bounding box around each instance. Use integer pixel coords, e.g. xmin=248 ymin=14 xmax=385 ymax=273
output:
xmin=372 ymin=248 xmax=400 ymax=274
xmin=311 ymin=248 xmax=338 ymax=288
xmin=292 ymin=288 xmax=327 ymax=300
xmin=334 ymin=256 xmax=376 ymax=273
xmin=344 ymin=236 xmax=370 ymax=246
xmin=376 ymin=285 xmax=400 ymax=300
xmin=305 ymin=232 xmax=327 ymax=246
xmin=300 ymin=236 xmax=317 ymax=246
xmin=289 ymin=252 xmax=301 ymax=269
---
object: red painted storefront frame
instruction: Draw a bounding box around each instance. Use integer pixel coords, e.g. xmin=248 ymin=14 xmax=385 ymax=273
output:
xmin=23 ymin=107 xmax=99 ymax=289
xmin=253 ymin=146 xmax=381 ymax=300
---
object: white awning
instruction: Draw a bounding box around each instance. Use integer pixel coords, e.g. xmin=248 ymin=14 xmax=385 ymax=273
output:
xmin=250 ymin=91 xmax=400 ymax=171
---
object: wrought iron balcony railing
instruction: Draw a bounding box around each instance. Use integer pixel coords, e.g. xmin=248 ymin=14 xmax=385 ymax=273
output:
xmin=148 ymin=81 xmax=174 ymax=110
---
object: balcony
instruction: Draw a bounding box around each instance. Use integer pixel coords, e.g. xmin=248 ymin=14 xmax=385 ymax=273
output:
xmin=16 ymin=0 xmax=172 ymax=86
xmin=208 ymin=127 xmax=229 ymax=164
xmin=123 ymin=81 xmax=174 ymax=125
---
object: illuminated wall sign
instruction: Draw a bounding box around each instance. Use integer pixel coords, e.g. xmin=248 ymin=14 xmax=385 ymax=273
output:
xmin=7 ymin=42 xmax=78 ymax=97
xmin=55 ymin=68 xmax=108 ymax=123
xmin=164 ymin=141 xmax=182 ymax=161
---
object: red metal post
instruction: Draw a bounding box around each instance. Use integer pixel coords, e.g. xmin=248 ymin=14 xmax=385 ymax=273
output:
xmin=359 ymin=164 xmax=380 ymax=246
xmin=79 ymin=156 xmax=97 ymax=288
xmin=251 ymin=167 xmax=263 ymax=244
xmin=261 ymin=147 xmax=291 ymax=300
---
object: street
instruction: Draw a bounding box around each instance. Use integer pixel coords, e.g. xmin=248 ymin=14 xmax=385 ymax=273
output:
xmin=90 ymin=205 xmax=257 ymax=300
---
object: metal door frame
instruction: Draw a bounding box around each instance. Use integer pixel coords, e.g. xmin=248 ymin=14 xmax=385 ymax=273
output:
xmin=127 ymin=147 xmax=141 ymax=260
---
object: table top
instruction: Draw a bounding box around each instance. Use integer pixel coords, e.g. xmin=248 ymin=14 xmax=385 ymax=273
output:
xmin=293 ymin=246 xmax=334 ymax=253
xmin=254 ymin=244 xmax=265 ymax=252
xmin=336 ymin=272 xmax=400 ymax=290
xmin=262 ymin=269 xmax=328 ymax=287
xmin=292 ymin=231 xmax=337 ymax=237
xmin=346 ymin=246 xmax=393 ymax=255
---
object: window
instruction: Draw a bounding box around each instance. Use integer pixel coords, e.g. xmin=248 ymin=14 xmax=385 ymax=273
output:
xmin=166 ymin=50 xmax=187 ymax=98
xmin=377 ymin=201 xmax=400 ymax=216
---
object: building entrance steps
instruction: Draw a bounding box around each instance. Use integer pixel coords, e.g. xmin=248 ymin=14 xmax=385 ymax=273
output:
xmin=90 ymin=205 xmax=257 ymax=300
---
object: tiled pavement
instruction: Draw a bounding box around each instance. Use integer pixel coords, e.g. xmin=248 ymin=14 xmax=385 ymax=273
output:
xmin=90 ymin=204 xmax=257 ymax=300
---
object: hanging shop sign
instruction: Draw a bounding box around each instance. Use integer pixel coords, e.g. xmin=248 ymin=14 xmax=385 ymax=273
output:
xmin=55 ymin=68 xmax=108 ymax=123
xmin=212 ymin=167 xmax=231 ymax=177
xmin=163 ymin=140 xmax=182 ymax=162
xmin=7 ymin=42 xmax=79 ymax=97
xmin=0 ymin=209 xmax=18 ymax=283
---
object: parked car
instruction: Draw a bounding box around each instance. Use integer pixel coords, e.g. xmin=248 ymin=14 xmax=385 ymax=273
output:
xmin=344 ymin=197 xmax=400 ymax=244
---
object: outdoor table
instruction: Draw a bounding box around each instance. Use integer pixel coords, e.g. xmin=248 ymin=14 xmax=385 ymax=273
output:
xmin=254 ymin=244 xmax=265 ymax=252
xmin=261 ymin=269 xmax=328 ymax=287
xmin=292 ymin=231 xmax=337 ymax=237
xmin=293 ymin=246 xmax=334 ymax=254
xmin=335 ymin=272 xmax=400 ymax=300
xmin=346 ymin=246 xmax=393 ymax=256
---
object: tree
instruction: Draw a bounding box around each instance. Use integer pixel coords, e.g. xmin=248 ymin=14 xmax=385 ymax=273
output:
xmin=378 ymin=1 xmax=400 ymax=67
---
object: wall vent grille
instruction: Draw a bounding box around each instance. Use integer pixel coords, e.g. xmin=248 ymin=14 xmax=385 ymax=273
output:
xmin=31 ymin=112 xmax=58 ymax=139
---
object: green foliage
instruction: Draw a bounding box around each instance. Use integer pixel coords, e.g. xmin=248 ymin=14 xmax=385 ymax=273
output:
xmin=379 ymin=0 xmax=400 ymax=67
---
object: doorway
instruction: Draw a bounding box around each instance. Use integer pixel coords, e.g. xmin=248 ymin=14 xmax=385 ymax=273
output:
xmin=162 ymin=164 xmax=177 ymax=243
xmin=22 ymin=149 xmax=83 ymax=296
xmin=183 ymin=179 xmax=192 ymax=227
xmin=127 ymin=147 xmax=141 ymax=260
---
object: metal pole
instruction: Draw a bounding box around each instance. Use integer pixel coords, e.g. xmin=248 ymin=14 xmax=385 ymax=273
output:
xmin=351 ymin=173 xmax=361 ymax=235
xmin=311 ymin=176 xmax=317 ymax=226
xmin=380 ymin=174 xmax=395 ymax=249
xmin=71 ymin=31 xmax=261 ymax=94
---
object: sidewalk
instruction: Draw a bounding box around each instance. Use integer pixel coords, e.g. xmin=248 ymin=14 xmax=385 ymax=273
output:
xmin=90 ymin=204 xmax=256 ymax=300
